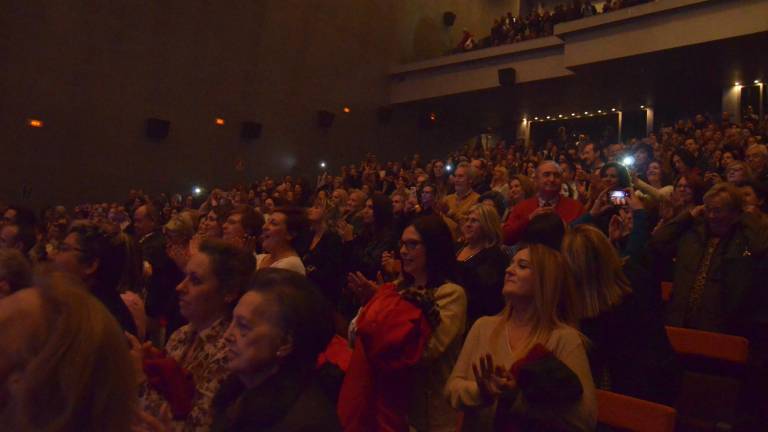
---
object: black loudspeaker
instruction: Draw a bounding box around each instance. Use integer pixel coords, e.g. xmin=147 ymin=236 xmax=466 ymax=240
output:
xmin=443 ymin=11 xmax=456 ymax=27
xmin=145 ymin=118 xmax=170 ymax=140
xmin=317 ymin=110 xmax=335 ymax=128
xmin=498 ymin=68 xmax=516 ymax=86
xmin=241 ymin=121 xmax=262 ymax=140
xmin=377 ymin=106 xmax=393 ymax=124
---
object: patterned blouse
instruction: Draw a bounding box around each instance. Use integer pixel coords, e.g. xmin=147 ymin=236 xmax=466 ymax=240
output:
xmin=141 ymin=318 xmax=231 ymax=431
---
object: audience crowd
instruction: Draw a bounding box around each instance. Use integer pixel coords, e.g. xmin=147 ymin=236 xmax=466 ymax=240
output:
xmin=1 ymin=107 xmax=767 ymax=431
xmin=454 ymin=0 xmax=652 ymax=54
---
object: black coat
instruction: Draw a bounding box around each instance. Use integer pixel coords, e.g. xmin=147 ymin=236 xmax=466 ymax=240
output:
xmin=455 ymin=245 xmax=508 ymax=326
xmin=580 ymin=259 xmax=680 ymax=404
xmin=302 ymin=230 xmax=345 ymax=307
xmin=211 ymin=370 xmax=340 ymax=432
xmin=140 ymin=230 xmax=185 ymax=333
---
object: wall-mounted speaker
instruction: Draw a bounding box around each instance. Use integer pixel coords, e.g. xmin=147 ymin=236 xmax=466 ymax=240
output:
xmin=498 ymin=68 xmax=516 ymax=86
xmin=241 ymin=121 xmax=262 ymax=140
xmin=443 ymin=12 xmax=456 ymax=27
xmin=317 ymin=110 xmax=335 ymax=128
xmin=145 ymin=118 xmax=170 ymax=140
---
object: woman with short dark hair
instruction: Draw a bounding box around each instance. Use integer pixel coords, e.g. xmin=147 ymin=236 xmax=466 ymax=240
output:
xmin=211 ymin=268 xmax=338 ymax=431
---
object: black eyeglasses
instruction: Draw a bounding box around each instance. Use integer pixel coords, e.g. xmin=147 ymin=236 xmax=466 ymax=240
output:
xmin=399 ymin=240 xmax=422 ymax=251
xmin=56 ymin=243 xmax=84 ymax=253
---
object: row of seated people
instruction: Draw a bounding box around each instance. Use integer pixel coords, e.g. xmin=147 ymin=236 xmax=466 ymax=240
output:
xmin=1 ymin=166 xmax=766 ymax=430
xmin=1 ymin=110 xmax=766 ymax=430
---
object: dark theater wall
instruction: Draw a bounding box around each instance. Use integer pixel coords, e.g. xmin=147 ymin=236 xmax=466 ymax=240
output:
xmin=0 ymin=0 xmax=529 ymax=208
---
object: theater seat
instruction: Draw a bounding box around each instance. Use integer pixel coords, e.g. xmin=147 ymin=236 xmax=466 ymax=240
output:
xmin=661 ymin=281 xmax=673 ymax=302
xmin=596 ymin=389 xmax=676 ymax=432
xmin=665 ymin=326 xmax=750 ymax=432
xmin=665 ymin=326 xmax=749 ymax=365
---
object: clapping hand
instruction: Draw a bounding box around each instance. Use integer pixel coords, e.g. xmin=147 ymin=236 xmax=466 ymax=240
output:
xmin=346 ymin=271 xmax=382 ymax=304
xmin=472 ymin=353 xmax=516 ymax=402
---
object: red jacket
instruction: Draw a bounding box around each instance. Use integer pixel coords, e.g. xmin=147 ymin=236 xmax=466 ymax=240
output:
xmin=502 ymin=196 xmax=585 ymax=245
xmin=338 ymin=284 xmax=433 ymax=432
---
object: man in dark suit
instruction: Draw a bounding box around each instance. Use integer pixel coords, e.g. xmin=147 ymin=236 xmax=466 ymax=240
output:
xmin=503 ymin=161 xmax=585 ymax=245
xmin=134 ymin=204 xmax=185 ymax=338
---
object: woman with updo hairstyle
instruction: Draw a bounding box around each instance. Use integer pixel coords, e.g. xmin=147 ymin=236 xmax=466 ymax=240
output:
xmin=51 ymin=222 xmax=138 ymax=335
xmin=0 ymin=273 xmax=136 ymax=431
xmin=135 ymin=238 xmax=255 ymax=431
xmin=212 ymin=268 xmax=338 ymax=431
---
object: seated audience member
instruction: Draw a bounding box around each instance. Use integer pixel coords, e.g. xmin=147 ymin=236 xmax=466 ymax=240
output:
xmin=725 ymin=160 xmax=753 ymax=186
xmin=1 ymin=205 xmax=37 ymax=227
xmin=211 ymin=269 xmax=338 ymax=431
xmin=341 ymin=189 xmax=368 ymax=234
xmin=563 ymin=225 xmax=678 ymax=403
xmin=503 ymin=161 xmax=585 ymax=245
xmin=446 ymin=244 xmax=596 ymax=431
xmin=456 ymin=204 xmax=508 ymax=326
xmin=0 ymin=222 xmax=37 ymax=257
xmin=651 ymin=183 xmax=768 ymax=334
xmin=741 ymin=180 xmax=768 ymax=216
xmin=134 ymin=238 xmax=255 ymax=431
xmin=419 ymin=183 xmax=459 ymax=239
xmin=0 ymin=274 xmax=137 ymax=431
xmin=507 ymin=174 xmax=535 ymax=208
xmin=340 ymin=215 xmax=467 ymax=432
xmin=343 ymin=195 xmax=398 ymax=280
xmin=490 ymin=165 xmax=510 ymax=198
xmin=519 ymin=212 xmax=568 ymax=252
xmin=164 ymin=211 xmax=196 ymax=271
xmin=195 ymin=208 xmax=226 ymax=242
xmin=303 ymin=197 xmax=345 ymax=306
xmin=654 ymin=173 xmax=705 ymax=232
xmin=633 ymin=159 xmax=673 ymax=201
xmin=51 ymin=223 xmax=138 ymax=335
xmin=256 ymin=207 xmax=308 ymax=274
xmin=478 ymin=190 xmax=507 ymax=222
xmin=670 ymin=148 xmax=699 ymax=177
xmin=135 ymin=204 xmax=186 ymax=336
xmin=443 ymin=162 xmax=481 ymax=227
xmin=746 ymin=143 xmax=768 ymax=185
xmin=221 ymin=205 xmax=263 ymax=253
xmin=0 ymin=248 xmax=32 ymax=298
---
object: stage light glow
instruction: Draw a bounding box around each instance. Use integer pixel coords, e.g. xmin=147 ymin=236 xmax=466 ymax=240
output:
xmin=28 ymin=119 xmax=43 ymax=128
xmin=215 ymin=118 xmax=225 ymax=125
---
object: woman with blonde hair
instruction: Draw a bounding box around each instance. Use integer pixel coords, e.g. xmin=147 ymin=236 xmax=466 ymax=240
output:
xmin=446 ymin=244 xmax=596 ymax=431
xmin=491 ymin=165 xmax=510 ymax=197
xmin=0 ymin=272 xmax=136 ymax=431
xmin=562 ymin=224 xmax=677 ymax=403
xmin=456 ymin=203 xmax=509 ymax=326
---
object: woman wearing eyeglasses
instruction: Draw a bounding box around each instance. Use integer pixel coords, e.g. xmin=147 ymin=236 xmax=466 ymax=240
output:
xmin=50 ymin=222 xmax=138 ymax=335
xmin=339 ymin=214 xmax=467 ymax=432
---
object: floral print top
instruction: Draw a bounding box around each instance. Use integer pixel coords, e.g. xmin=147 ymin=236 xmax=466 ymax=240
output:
xmin=142 ymin=318 xmax=231 ymax=431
